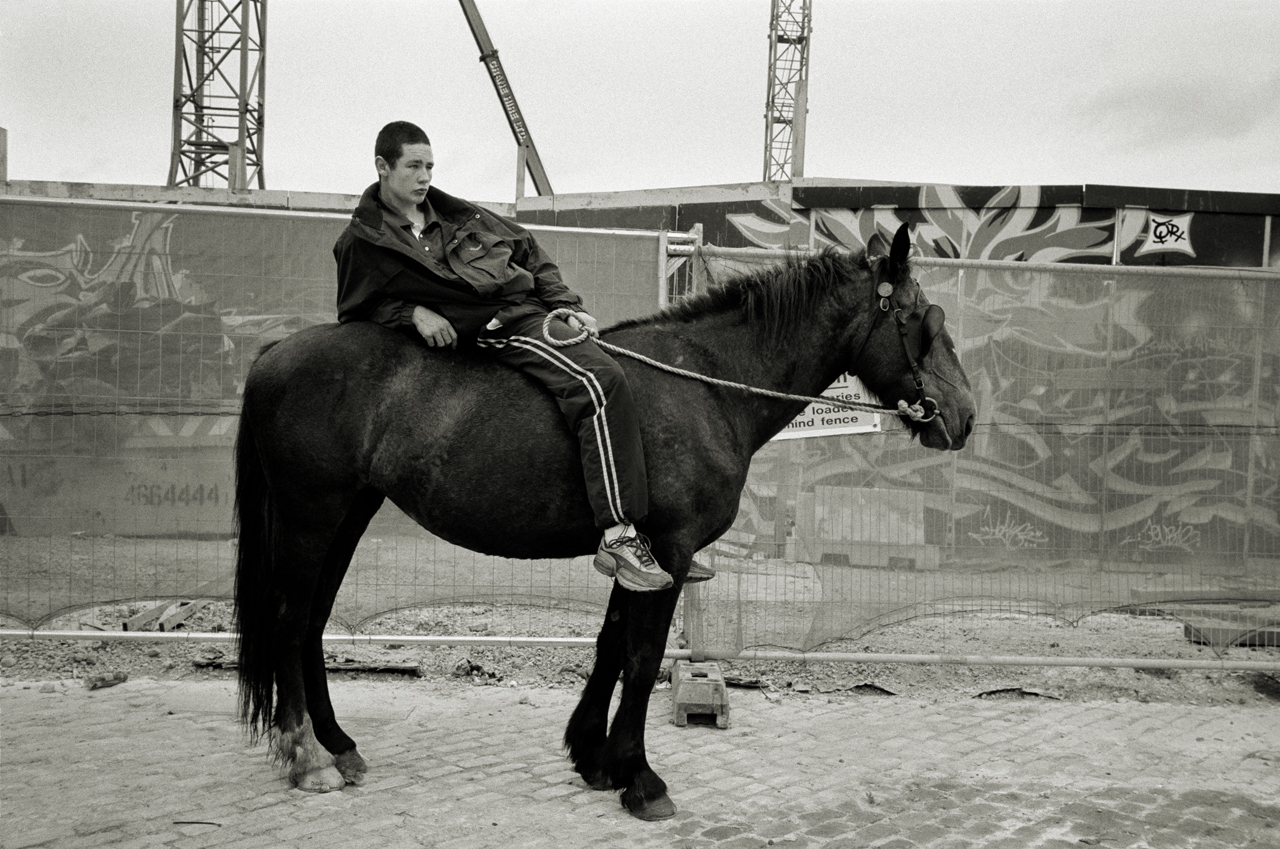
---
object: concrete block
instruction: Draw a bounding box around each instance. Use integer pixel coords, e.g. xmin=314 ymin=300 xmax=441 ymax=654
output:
xmin=671 ymin=660 xmax=729 ymax=729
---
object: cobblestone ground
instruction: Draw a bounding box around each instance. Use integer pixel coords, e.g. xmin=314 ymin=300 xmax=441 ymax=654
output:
xmin=2 ymin=677 xmax=1278 ymax=848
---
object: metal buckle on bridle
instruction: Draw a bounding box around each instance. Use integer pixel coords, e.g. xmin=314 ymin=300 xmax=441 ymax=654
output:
xmin=897 ymin=396 xmax=938 ymax=423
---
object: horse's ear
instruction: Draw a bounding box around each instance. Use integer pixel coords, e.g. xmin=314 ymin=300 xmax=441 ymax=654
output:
xmin=866 ymin=229 xmax=890 ymax=259
xmin=890 ymin=222 xmax=912 ymax=267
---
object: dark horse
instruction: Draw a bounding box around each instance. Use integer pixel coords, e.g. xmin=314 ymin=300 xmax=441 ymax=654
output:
xmin=233 ymin=223 xmax=976 ymax=820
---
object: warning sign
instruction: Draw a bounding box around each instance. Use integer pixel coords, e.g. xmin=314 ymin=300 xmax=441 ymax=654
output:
xmin=772 ymin=373 xmax=881 ymax=441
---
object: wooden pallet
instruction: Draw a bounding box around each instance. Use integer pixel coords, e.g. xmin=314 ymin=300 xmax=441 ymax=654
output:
xmin=122 ymin=576 xmax=233 ymax=632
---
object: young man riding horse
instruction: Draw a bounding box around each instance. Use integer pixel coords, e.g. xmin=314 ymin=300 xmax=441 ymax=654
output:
xmin=334 ymin=120 xmax=712 ymax=592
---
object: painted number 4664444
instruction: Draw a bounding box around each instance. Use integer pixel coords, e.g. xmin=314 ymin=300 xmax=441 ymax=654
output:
xmin=124 ymin=483 xmax=221 ymax=507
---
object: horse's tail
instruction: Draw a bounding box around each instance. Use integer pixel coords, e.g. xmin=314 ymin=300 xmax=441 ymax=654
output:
xmin=233 ymin=389 xmax=276 ymax=740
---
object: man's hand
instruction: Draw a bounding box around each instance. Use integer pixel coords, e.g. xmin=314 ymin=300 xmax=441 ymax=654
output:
xmin=412 ymin=305 xmax=457 ymax=348
xmin=567 ymin=311 xmax=599 ymax=339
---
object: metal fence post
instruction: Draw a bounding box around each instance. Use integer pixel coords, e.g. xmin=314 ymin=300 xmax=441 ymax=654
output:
xmin=684 ymin=581 xmax=707 ymax=663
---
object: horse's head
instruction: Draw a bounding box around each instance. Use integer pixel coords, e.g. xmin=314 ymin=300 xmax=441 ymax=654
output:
xmin=849 ymin=223 xmax=976 ymax=451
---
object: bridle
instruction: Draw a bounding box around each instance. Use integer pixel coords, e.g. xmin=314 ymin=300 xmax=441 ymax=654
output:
xmin=891 ymin=308 xmax=939 ymax=422
xmin=850 ymin=257 xmax=940 ymax=424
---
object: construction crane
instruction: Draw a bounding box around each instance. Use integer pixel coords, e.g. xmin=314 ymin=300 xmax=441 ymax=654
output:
xmin=167 ymin=0 xmax=266 ymax=190
xmin=458 ymin=0 xmax=553 ymax=196
xmin=763 ymin=0 xmax=812 ymax=182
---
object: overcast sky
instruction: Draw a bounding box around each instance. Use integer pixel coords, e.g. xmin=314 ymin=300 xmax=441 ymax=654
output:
xmin=3 ymin=0 xmax=1278 ymax=203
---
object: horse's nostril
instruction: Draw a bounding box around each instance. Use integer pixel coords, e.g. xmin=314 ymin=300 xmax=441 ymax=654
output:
xmin=963 ymin=414 xmax=974 ymax=439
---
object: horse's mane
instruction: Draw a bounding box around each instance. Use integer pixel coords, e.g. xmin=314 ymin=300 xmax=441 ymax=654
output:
xmin=609 ymin=247 xmax=873 ymax=348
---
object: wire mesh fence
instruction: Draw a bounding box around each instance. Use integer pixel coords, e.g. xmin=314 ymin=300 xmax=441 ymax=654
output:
xmin=2 ymin=195 xmax=1278 ymax=669
xmin=683 ymin=248 xmax=1280 ymax=665
xmin=0 ymin=197 xmax=659 ymax=634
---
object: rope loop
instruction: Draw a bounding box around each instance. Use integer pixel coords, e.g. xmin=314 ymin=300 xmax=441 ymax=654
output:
xmin=542 ymin=308 xmax=591 ymax=348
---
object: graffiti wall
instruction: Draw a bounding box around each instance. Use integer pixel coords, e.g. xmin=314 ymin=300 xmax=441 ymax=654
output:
xmin=688 ymin=240 xmax=1280 ymax=652
xmin=714 ymin=183 xmax=1279 ymax=581
xmin=647 ymin=180 xmax=1278 ymax=651
xmin=0 ymin=194 xmax=664 ymax=625
xmin=5 ymin=183 xmax=1279 ymax=645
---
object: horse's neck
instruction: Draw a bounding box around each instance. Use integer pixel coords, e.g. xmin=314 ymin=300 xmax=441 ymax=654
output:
xmin=678 ymin=311 xmax=864 ymax=451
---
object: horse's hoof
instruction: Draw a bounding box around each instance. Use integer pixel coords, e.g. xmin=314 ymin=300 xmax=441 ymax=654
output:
xmin=622 ymin=790 xmax=677 ymax=821
xmin=294 ymin=765 xmax=346 ymax=793
xmin=334 ymin=749 xmax=367 ymax=785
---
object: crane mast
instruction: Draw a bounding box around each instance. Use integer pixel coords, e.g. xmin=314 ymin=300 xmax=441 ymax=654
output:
xmin=167 ymin=0 xmax=266 ymax=189
xmin=458 ymin=0 xmax=554 ymax=196
xmin=764 ymin=0 xmax=812 ymax=182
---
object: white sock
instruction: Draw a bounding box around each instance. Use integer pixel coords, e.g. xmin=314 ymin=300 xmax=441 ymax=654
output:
xmin=603 ymin=523 xmax=633 ymax=543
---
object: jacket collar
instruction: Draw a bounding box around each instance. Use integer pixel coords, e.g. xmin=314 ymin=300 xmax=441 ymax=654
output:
xmin=352 ymin=181 xmax=478 ymax=230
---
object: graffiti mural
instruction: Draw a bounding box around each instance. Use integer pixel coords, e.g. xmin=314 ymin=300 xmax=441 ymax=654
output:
xmin=0 ymin=196 xmax=673 ymax=626
xmin=707 ymin=185 xmax=1279 ymax=588
xmin=5 ymin=211 xmax=229 ymax=411
xmin=1 ymin=208 xmax=331 ymax=421
xmin=2 ymin=189 xmax=1277 ymax=636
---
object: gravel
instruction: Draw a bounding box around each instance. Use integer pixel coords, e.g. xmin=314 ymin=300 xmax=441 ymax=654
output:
xmin=3 ymin=601 xmax=1278 ymax=707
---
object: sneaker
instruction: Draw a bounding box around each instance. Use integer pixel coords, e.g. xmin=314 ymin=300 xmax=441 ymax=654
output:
xmin=594 ymin=532 xmax=673 ymax=592
xmin=686 ymin=561 xmax=716 ymax=583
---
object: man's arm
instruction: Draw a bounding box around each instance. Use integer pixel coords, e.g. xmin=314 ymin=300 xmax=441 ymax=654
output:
xmin=358 ymin=296 xmax=415 ymax=328
xmin=513 ymin=233 xmax=599 ymax=336
xmin=512 ymin=230 xmax=583 ymax=312
xmin=336 ymin=237 xmax=411 ymax=326
xmin=336 ymin=235 xmax=456 ymax=345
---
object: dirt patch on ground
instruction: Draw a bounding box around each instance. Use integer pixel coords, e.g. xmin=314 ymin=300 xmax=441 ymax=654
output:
xmin=3 ymin=601 xmax=1278 ymax=707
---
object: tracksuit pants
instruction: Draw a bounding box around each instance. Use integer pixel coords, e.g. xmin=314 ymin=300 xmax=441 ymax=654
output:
xmin=476 ymin=310 xmax=648 ymax=530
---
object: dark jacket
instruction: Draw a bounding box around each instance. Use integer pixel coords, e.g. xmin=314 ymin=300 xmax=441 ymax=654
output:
xmin=334 ymin=182 xmax=582 ymax=340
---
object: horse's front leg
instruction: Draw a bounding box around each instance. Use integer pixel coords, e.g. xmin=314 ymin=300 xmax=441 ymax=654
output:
xmin=604 ymin=584 xmax=682 ymax=821
xmin=565 ymin=584 xmax=629 ymax=789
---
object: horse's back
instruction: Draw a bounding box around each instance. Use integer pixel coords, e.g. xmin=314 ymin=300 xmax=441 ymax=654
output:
xmin=243 ymin=322 xmax=597 ymax=555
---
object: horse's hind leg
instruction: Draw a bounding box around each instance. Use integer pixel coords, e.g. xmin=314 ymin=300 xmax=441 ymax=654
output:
xmin=268 ymin=491 xmax=371 ymax=792
xmin=565 ymin=585 xmax=629 ymax=789
xmin=267 ymin=519 xmax=342 ymax=790
xmin=300 ymin=487 xmax=385 ymax=786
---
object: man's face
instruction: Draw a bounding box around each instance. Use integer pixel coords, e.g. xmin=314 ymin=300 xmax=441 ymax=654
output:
xmin=376 ymin=143 xmax=434 ymax=211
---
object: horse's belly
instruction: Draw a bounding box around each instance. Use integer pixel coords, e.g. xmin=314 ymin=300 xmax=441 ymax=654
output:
xmin=392 ymin=491 xmax=600 ymax=560
xmin=374 ymin=408 xmax=602 ymax=560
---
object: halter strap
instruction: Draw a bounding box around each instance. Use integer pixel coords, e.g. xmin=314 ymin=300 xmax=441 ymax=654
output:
xmin=892 ymin=308 xmax=938 ymax=422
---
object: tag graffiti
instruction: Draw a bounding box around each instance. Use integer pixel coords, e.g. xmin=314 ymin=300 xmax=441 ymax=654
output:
xmin=968 ymin=508 xmax=1050 ymax=549
xmin=1121 ymin=518 xmax=1201 ymax=552
xmin=1136 ymin=211 xmax=1195 ymax=257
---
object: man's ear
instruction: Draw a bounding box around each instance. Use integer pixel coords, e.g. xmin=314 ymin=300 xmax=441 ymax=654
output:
xmin=375 ymin=156 xmax=390 ymax=178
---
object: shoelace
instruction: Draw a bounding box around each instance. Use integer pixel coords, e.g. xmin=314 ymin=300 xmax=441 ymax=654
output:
xmin=610 ymin=533 xmax=661 ymax=572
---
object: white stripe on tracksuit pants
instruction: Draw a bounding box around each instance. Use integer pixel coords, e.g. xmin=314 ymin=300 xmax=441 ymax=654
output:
xmin=476 ymin=311 xmax=648 ymax=530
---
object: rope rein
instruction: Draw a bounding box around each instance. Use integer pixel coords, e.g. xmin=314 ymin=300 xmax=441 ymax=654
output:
xmin=540 ymin=308 xmax=938 ymax=422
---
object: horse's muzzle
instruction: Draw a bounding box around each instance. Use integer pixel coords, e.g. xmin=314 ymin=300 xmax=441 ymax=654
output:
xmin=917 ymin=407 xmax=973 ymax=451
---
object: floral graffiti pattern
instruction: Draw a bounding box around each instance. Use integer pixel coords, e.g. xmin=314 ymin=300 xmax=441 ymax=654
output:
xmin=718 ymin=186 xmax=1279 ymax=577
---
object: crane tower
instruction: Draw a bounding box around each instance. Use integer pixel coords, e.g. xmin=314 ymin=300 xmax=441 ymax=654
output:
xmin=167 ymin=0 xmax=267 ymax=190
xmin=763 ymin=0 xmax=812 ymax=182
